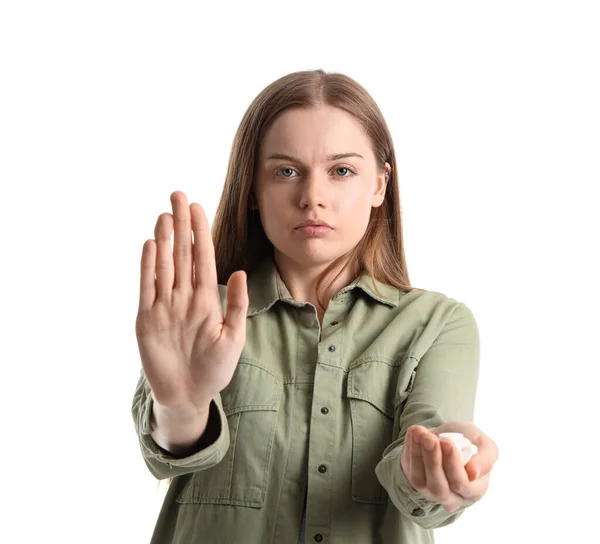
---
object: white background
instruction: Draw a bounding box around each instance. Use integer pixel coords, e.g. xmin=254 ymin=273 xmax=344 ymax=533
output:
xmin=1 ymin=1 xmax=598 ymax=543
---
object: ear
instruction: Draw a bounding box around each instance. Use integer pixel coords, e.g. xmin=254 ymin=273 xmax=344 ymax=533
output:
xmin=372 ymin=163 xmax=391 ymax=208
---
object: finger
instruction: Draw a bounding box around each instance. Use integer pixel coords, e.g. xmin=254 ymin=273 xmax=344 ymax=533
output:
xmin=458 ymin=471 xmax=490 ymax=503
xmin=139 ymin=239 xmax=157 ymax=312
xmin=440 ymin=438 xmax=471 ymax=497
xmin=410 ymin=426 xmax=427 ymax=488
xmin=171 ymin=191 xmax=193 ymax=290
xmin=421 ymin=433 xmax=452 ymax=500
xmin=223 ymin=270 xmax=249 ymax=343
xmin=421 ymin=432 xmax=466 ymax=510
xmin=466 ymin=434 xmax=499 ymax=481
xmin=445 ymin=449 xmax=490 ymax=503
xmin=154 ymin=212 xmax=174 ymax=301
xmin=190 ymin=202 xmax=218 ymax=290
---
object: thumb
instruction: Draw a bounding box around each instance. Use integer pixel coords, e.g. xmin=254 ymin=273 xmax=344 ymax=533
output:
xmin=224 ymin=270 xmax=249 ymax=341
xmin=466 ymin=433 xmax=498 ymax=481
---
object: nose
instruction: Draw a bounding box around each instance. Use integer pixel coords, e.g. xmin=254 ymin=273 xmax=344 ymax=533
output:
xmin=298 ymin=171 xmax=328 ymax=210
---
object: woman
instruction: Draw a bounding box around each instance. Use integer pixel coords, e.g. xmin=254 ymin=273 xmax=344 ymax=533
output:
xmin=132 ymin=69 xmax=498 ymax=543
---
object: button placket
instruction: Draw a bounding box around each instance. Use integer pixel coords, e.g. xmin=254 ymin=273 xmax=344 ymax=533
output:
xmin=308 ymin=304 xmax=343 ymax=543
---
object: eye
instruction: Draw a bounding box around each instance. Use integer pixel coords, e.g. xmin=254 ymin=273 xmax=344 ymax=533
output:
xmin=333 ymin=166 xmax=356 ymax=177
xmin=275 ymin=167 xmax=298 ymax=178
xmin=274 ymin=165 xmax=357 ymax=179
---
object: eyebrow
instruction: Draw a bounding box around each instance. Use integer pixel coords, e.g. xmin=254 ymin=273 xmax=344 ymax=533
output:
xmin=265 ymin=152 xmax=365 ymax=163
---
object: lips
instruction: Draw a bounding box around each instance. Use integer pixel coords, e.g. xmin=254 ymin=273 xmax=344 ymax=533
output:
xmin=296 ymin=220 xmax=332 ymax=229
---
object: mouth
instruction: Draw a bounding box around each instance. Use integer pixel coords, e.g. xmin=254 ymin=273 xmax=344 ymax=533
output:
xmin=296 ymin=221 xmax=332 ymax=229
xmin=295 ymin=223 xmax=333 ymax=236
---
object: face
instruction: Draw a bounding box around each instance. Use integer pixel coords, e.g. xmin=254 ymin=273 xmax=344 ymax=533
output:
xmin=253 ymin=105 xmax=389 ymax=271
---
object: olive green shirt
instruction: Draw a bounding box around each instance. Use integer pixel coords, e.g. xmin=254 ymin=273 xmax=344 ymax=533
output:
xmin=132 ymin=255 xmax=480 ymax=543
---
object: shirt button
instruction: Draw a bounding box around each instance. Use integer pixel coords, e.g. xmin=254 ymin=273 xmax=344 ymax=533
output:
xmin=320 ymin=406 xmax=329 ymax=414
xmin=331 ymin=321 xmax=339 ymax=326
xmin=318 ymin=464 xmax=327 ymax=473
xmin=314 ymin=534 xmax=323 ymax=542
xmin=328 ymin=345 xmax=336 ymax=352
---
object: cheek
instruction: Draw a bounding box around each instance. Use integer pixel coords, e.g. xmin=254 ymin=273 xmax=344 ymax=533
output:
xmin=257 ymin=193 xmax=288 ymax=236
xmin=337 ymin=189 xmax=374 ymax=218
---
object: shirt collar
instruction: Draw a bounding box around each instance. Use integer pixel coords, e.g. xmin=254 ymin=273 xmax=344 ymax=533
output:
xmin=246 ymin=255 xmax=400 ymax=317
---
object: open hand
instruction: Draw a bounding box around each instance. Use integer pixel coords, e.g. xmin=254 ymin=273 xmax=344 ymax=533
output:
xmin=135 ymin=191 xmax=249 ymax=414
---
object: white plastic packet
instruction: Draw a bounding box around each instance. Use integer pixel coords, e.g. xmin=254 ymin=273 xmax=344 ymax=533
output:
xmin=439 ymin=432 xmax=478 ymax=466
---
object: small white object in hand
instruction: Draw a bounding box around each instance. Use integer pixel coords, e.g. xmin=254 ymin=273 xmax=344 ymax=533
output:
xmin=439 ymin=432 xmax=478 ymax=466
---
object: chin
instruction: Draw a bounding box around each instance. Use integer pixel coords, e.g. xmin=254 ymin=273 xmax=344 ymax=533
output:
xmin=277 ymin=244 xmax=353 ymax=268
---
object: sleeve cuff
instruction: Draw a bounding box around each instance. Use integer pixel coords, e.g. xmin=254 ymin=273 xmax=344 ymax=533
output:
xmin=136 ymin=391 xmax=230 ymax=478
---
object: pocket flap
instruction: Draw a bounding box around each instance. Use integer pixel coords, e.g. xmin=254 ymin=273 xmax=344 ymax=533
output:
xmin=347 ymin=361 xmax=396 ymax=418
xmin=221 ymin=362 xmax=282 ymax=415
xmin=347 ymin=358 xmax=418 ymax=418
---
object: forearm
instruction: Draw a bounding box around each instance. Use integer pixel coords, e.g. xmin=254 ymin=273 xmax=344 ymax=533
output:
xmin=150 ymin=395 xmax=213 ymax=457
xmin=376 ymin=302 xmax=481 ymax=528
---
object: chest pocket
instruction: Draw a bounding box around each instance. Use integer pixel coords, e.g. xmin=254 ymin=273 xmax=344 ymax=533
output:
xmin=176 ymin=361 xmax=282 ymax=508
xmin=347 ymin=358 xmax=416 ymax=504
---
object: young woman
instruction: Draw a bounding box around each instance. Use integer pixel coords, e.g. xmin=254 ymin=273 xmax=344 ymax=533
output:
xmin=132 ymin=69 xmax=498 ymax=543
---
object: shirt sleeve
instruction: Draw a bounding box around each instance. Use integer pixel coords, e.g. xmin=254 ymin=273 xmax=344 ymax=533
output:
xmin=375 ymin=301 xmax=480 ymax=529
xmin=131 ymin=368 xmax=231 ymax=481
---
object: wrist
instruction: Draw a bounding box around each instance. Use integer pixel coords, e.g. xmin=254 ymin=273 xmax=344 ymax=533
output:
xmin=151 ymin=391 xmax=212 ymax=424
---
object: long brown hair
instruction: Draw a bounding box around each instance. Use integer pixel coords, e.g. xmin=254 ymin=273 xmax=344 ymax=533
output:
xmin=160 ymin=68 xmax=422 ymax=492
xmin=214 ymin=68 xmax=418 ymax=307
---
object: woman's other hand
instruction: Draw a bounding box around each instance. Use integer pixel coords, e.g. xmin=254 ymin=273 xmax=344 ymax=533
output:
xmin=400 ymin=421 xmax=499 ymax=512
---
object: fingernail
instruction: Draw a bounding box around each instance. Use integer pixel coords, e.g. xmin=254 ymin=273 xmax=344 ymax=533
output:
xmin=424 ymin=437 xmax=435 ymax=451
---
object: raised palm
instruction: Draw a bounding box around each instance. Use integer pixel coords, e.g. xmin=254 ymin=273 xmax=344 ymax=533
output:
xmin=135 ymin=191 xmax=249 ymax=411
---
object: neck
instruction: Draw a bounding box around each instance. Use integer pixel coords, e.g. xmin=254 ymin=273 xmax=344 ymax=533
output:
xmin=274 ymin=251 xmax=358 ymax=318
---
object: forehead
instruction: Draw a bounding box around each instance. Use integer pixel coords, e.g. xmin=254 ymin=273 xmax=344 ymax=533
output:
xmin=258 ymin=105 xmax=374 ymax=160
